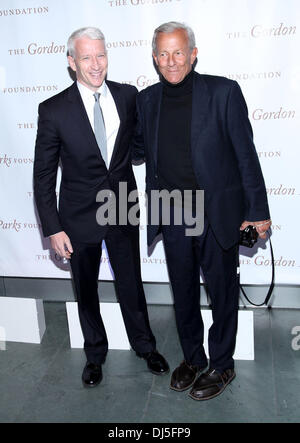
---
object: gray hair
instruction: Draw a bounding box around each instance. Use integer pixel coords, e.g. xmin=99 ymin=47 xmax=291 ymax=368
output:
xmin=152 ymin=21 xmax=196 ymax=55
xmin=67 ymin=27 xmax=106 ymax=58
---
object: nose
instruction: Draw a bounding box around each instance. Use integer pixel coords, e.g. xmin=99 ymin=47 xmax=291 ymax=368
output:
xmin=91 ymin=56 xmax=101 ymax=70
xmin=167 ymin=54 xmax=175 ymax=66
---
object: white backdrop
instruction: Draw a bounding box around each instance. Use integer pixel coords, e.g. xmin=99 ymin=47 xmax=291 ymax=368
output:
xmin=0 ymin=0 xmax=299 ymax=284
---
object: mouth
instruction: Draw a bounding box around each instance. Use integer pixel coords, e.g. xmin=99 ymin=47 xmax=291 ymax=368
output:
xmin=90 ymin=71 xmax=103 ymax=78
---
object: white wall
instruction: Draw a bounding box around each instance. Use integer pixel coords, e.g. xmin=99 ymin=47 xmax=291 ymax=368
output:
xmin=0 ymin=0 xmax=299 ymax=284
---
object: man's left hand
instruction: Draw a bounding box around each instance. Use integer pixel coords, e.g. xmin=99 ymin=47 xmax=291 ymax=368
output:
xmin=240 ymin=219 xmax=272 ymax=239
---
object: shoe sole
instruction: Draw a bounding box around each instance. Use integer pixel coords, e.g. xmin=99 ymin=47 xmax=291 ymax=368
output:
xmin=170 ymin=377 xmax=197 ymax=392
xmin=150 ymin=368 xmax=170 ymax=376
xmin=170 ymin=366 xmax=207 ymax=392
xmin=188 ymin=372 xmax=236 ymax=401
xmin=82 ymin=378 xmax=102 ymax=389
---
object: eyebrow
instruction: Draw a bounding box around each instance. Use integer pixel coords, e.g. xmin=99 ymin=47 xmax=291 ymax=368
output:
xmin=79 ymin=52 xmax=106 ymax=57
xmin=159 ymin=48 xmax=185 ymax=53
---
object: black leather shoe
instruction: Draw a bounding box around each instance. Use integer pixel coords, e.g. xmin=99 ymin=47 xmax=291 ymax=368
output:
xmin=189 ymin=368 xmax=236 ymax=401
xmin=82 ymin=362 xmax=103 ymax=388
xmin=136 ymin=350 xmax=169 ymax=375
xmin=170 ymin=361 xmax=207 ymax=392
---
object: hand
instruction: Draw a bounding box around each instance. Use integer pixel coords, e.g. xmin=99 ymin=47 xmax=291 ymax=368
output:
xmin=50 ymin=231 xmax=73 ymax=259
xmin=240 ymin=219 xmax=271 ymax=239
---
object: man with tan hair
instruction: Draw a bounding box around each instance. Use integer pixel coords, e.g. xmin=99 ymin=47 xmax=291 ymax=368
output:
xmin=133 ymin=21 xmax=270 ymax=400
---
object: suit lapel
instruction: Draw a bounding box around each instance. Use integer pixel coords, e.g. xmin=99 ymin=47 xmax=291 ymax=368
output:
xmin=67 ymin=82 xmax=103 ymax=161
xmin=147 ymin=83 xmax=163 ymax=170
xmin=191 ymin=73 xmax=211 ymax=159
xmin=106 ymin=80 xmax=126 ymax=169
xmin=147 ymin=75 xmax=209 ymax=170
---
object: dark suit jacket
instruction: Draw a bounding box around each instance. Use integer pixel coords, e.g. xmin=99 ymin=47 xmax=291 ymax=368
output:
xmin=133 ymin=72 xmax=270 ymax=250
xmin=34 ymin=81 xmax=139 ymax=243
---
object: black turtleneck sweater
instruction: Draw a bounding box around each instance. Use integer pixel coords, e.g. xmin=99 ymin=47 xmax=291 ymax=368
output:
xmin=157 ymin=69 xmax=198 ymax=192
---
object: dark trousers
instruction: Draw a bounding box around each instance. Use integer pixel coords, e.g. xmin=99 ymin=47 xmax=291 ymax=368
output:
xmin=70 ymin=226 xmax=156 ymax=365
xmin=161 ymin=215 xmax=239 ymax=371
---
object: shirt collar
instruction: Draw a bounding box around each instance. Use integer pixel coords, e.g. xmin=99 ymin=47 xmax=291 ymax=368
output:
xmin=77 ymin=80 xmax=107 ymax=99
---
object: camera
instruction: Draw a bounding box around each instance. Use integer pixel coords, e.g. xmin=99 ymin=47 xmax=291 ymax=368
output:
xmin=239 ymin=225 xmax=258 ymax=248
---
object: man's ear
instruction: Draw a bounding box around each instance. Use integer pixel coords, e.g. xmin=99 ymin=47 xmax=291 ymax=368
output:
xmin=152 ymin=52 xmax=159 ymax=66
xmin=67 ymin=55 xmax=76 ymax=72
xmin=190 ymin=47 xmax=198 ymax=65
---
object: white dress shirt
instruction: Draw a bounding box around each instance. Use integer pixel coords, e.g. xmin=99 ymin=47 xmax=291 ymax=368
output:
xmin=77 ymin=80 xmax=120 ymax=168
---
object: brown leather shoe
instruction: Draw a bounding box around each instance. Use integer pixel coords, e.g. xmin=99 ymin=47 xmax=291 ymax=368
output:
xmin=170 ymin=361 xmax=207 ymax=392
xmin=189 ymin=368 xmax=236 ymax=401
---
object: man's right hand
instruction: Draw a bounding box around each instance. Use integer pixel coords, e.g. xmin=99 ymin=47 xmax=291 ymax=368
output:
xmin=50 ymin=231 xmax=73 ymax=259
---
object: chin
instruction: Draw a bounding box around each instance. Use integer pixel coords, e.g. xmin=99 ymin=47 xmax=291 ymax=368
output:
xmin=166 ymin=76 xmax=181 ymax=84
xmin=171 ymin=79 xmax=183 ymax=85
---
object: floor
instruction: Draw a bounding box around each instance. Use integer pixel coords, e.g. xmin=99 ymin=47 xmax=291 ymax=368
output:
xmin=0 ymin=302 xmax=299 ymax=423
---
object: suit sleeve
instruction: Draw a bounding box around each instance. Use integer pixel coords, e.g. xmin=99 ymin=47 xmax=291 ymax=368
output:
xmin=33 ymin=102 xmax=63 ymax=237
xmin=131 ymin=94 xmax=146 ymax=162
xmin=227 ymin=81 xmax=270 ymax=221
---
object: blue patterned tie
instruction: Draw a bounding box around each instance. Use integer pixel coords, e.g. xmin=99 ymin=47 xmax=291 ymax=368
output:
xmin=93 ymin=92 xmax=107 ymax=166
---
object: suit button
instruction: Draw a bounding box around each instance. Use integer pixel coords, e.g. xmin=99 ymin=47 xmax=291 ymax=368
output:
xmin=155 ymin=174 xmax=158 ymax=179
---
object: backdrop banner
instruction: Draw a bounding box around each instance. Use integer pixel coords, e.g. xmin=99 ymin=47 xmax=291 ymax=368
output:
xmin=0 ymin=0 xmax=299 ymax=284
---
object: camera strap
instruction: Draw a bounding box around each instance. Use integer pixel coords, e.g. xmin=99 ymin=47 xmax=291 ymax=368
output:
xmin=239 ymin=230 xmax=275 ymax=308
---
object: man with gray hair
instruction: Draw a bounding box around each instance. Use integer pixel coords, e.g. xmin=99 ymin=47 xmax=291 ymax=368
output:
xmin=133 ymin=21 xmax=271 ymax=400
xmin=34 ymin=27 xmax=169 ymax=388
